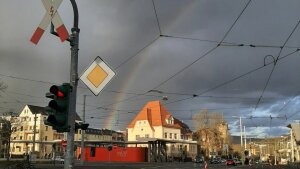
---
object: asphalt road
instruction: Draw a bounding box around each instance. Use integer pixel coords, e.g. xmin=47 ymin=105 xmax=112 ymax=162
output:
xmin=1 ymin=161 xmax=298 ymax=169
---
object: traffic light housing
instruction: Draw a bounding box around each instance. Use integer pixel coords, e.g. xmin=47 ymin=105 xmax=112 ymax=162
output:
xmin=75 ymin=122 xmax=89 ymax=131
xmin=45 ymin=83 xmax=71 ymax=132
xmin=107 ymin=144 xmax=113 ymax=151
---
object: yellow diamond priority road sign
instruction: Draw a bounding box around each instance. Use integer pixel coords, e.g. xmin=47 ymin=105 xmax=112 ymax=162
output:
xmin=80 ymin=57 xmax=115 ymax=95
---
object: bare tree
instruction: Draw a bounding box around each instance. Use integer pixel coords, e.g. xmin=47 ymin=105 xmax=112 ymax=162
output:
xmin=192 ymin=110 xmax=228 ymax=158
xmin=192 ymin=110 xmax=224 ymax=129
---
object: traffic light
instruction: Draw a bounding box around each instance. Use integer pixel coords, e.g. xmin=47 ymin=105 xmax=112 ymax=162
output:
xmin=107 ymin=144 xmax=113 ymax=151
xmin=45 ymin=83 xmax=71 ymax=132
xmin=75 ymin=122 xmax=89 ymax=131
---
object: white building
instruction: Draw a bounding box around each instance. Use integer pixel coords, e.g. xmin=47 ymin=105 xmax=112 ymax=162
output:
xmin=127 ymin=100 xmax=197 ymax=160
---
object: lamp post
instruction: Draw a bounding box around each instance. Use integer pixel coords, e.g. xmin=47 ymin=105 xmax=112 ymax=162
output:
xmin=233 ymin=116 xmax=244 ymax=164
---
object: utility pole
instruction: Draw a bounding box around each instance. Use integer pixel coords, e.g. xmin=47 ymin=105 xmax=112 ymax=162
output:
xmin=32 ymin=112 xmax=37 ymax=153
xmin=64 ymin=1 xmax=79 ymax=169
xmin=240 ymin=117 xmax=243 ymax=149
xmin=80 ymin=95 xmax=87 ymax=165
xmin=291 ymin=129 xmax=294 ymax=162
xmin=6 ymin=112 xmax=13 ymax=161
xmin=239 ymin=117 xmax=245 ymax=165
xmin=244 ymin=126 xmax=247 ymax=150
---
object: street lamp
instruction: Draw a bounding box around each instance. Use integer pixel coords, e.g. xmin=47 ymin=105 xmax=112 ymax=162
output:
xmin=232 ymin=116 xmax=243 ymax=150
xmin=232 ymin=116 xmax=244 ymax=164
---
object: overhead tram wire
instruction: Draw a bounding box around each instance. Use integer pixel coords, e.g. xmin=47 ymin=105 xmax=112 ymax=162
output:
xmin=165 ymin=49 xmax=300 ymax=106
xmin=276 ymin=90 xmax=300 ymax=116
xmin=151 ymin=0 xmax=162 ymax=35
xmin=253 ymin=20 xmax=300 ymax=111
xmin=150 ymin=0 xmax=252 ymax=91
xmin=92 ymin=46 xmax=299 ymax=110
xmin=97 ymin=0 xmax=164 ymax=105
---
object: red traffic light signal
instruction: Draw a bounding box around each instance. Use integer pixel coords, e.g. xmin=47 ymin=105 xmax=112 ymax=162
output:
xmin=45 ymin=83 xmax=71 ymax=132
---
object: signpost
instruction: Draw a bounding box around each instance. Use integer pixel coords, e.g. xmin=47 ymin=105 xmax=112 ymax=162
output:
xmin=61 ymin=140 xmax=67 ymax=148
xmin=30 ymin=0 xmax=69 ymax=44
xmin=30 ymin=0 xmax=79 ymax=168
xmin=31 ymin=1 xmax=115 ymax=168
xmin=80 ymin=56 xmax=116 ymax=96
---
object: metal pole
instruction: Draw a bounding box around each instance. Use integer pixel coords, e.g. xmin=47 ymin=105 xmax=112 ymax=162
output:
xmin=65 ymin=1 xmax=79 ymax=168
xmin=7 ymin=112 xmax=12 ymax=161
xmin=239 ymin=117 xmax=244 ymax=165
xmin=80 ymin=95 xmax=86 ymax=165
xmin=240 ymin=117 xmax=243 ymax=148
xmin=244 ymin=126 xmax=247 ymax=150
xmin=291 ymin=129 xmax=294 ymax=163
xmin=33 ymin=112 xmax=37 ymax=153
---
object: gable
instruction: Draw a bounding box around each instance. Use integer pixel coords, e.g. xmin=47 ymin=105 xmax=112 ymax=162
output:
xmin=19 ymin=105 xmax=33 ymax=117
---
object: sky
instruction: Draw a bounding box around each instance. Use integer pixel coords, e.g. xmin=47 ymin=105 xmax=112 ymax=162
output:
xmin=1 ymin=0 xmax=300 ymax=138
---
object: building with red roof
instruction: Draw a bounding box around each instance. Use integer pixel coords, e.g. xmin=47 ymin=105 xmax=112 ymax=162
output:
xmin=127 ymin=100 xmax=197 ymax=160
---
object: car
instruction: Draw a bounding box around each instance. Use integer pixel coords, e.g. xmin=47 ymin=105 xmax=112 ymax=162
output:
xmin=194 ymin=156 xmax=204 ymax=163
xmin=233 ymin=159 xmax=242 ymax=165
xmin=210 ymin=158 xmax=219 ymax=164
xmin=226 ymin=159 xmax=236 ymax=166
xmin=52 ymin=156 xmax=64 ymax=164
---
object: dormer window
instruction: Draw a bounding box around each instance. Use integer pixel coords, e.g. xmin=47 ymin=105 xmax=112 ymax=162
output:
xmin=166 ymin=116 xmax=174 ymax=124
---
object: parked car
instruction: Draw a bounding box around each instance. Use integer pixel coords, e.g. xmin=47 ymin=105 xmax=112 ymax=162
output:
xmin=53 ymin=156 xmax=64 ymax=164
xmin=194 ymin=156 xmax=204 ymax=163
xmin=210 ymin=158 xmax=219 ymax=164
xmin=234 ymin=159 xmax=242 ymax=165
xmin=226 ymin=159 xmax=236 ymax=166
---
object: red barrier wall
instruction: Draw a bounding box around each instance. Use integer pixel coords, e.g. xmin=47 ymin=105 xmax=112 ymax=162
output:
xmin=82 ymin=146 xmax=147 ymax=162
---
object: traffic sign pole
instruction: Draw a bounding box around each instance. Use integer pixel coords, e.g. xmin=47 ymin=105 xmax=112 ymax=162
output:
xmin=64 ymin=1 xmax=79 ymax=169
xmin=31 ymin=0 xmax=79 ymax=168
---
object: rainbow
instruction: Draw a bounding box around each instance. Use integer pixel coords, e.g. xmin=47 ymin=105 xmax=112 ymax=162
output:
xmin=103 ymin=1 xmax=196 ymax=129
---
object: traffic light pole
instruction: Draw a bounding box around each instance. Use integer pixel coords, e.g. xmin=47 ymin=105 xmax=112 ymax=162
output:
xmin=80 ymin=95 xmax=87 ymax=165
xmin=64 ymin=0 xmax=79 ymax=169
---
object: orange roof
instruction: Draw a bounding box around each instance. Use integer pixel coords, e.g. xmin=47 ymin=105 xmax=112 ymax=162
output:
xmin=127 ymin=100 xmax=181 ymax=129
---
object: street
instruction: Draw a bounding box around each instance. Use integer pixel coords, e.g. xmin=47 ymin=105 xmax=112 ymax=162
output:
xmin=6 ymin=162 xmax=297 ymax=169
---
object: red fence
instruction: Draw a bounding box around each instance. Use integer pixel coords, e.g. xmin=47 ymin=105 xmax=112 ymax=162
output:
xmin=79 ymin=146 xmax=147 ymax=162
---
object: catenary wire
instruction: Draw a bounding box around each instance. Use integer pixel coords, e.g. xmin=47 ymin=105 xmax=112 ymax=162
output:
xmin=253 ymin=20 xmax=300 ymax=111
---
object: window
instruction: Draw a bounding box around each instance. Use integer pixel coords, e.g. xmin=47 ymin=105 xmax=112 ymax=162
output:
xmin=90 ymin=147 xmax=96 ymax=157
xmin=164 ymin=132 xmax=167 ymax=138
xmin=174 ymin=133 xmax=177 ymax=139
xmin=30 ymin=126 xmax=32 ymax=130
xmin=20 ymin=136 xmax=23 ymax=140
xmin=20 ymin=126 xmax=23 ymax=131
xmin=145 ymin=134 xmax=149 ymax=138
xmin=169 ymin=133 xmax=172 ymax=139
xmin=45 ymin=126 xmax=48 ymax=131
xmin=136 ymin=135 xmax=140 ymax=140
xmin=45 ymin=136 xmax=48 ymax=141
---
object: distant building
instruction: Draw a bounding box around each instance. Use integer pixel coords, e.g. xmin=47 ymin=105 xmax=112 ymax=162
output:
xmin=7 ymin=104 xmax=120 ymax=158
xmin=287 ymin=123 xmax=300 ymax=162
xmin=127 ymin=100 xmax=197 ymax=159
xmin=0 ymin=117 xmax=10 ymax=158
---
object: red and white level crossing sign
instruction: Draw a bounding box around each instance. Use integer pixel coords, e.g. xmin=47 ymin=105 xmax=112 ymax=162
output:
xmin=30 ymin=0 xmax=69 ymax=44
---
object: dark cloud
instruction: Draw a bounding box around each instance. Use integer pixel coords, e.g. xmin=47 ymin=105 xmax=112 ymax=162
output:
xmin=0 ymin=0 xmax=299 ymax=137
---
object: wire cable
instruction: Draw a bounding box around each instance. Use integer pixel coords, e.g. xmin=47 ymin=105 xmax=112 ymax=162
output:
xmin=151 ymin=0 xmax=252 ymax=91
xmin=151 ymin=0 xmax=162 ymax=35
xmin=253 ymin=20 xmax=300 ymax=111
xmin=165 ymin=49 xmax=300 ymax=106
